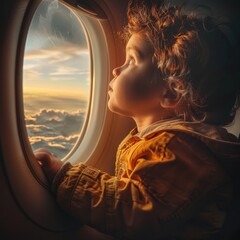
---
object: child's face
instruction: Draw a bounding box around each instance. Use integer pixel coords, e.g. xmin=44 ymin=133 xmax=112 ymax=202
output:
xmin=108 ymin=33 xmax=165 ymax=117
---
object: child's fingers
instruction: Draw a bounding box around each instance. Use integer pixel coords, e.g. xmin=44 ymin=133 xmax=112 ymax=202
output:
xmin=34 ymin=151 xmax=52 ymax=167
xmin=34 ymin=151 xmax=63 ymax=183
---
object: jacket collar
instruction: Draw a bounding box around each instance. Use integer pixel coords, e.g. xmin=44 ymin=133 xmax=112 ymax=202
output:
xmin=131 ymin=118 xmax=239 ymax=144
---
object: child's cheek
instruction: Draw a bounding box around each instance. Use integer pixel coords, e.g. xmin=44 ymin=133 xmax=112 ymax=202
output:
xmin=124 ymin=81 xmax=151 ymax=103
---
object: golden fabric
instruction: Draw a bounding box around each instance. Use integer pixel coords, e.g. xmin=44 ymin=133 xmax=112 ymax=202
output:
xmin=54 ymin=125 xmax=239 ymax=239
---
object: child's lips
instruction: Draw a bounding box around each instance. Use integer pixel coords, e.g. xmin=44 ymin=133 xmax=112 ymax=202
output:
xmin=108 ymin=78 xmax=116 ymax=93
xmin=108 ymin=85 xmax=113 ymax=93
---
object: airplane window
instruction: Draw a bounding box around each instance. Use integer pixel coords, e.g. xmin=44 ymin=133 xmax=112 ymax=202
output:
xmin=23 ymin=0 xmax=91 ymax=159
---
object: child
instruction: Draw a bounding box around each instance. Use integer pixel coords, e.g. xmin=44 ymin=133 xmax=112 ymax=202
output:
xmin=35 ymin=1 xmax=240 ymax=239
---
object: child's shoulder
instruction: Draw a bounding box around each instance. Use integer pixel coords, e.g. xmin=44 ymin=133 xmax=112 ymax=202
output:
xmin=146 ymin=129 xmax=208 ymax=155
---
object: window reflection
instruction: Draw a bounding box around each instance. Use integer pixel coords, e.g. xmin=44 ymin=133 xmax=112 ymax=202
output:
xmin=23 ymin=0 xmax=91 ymax=159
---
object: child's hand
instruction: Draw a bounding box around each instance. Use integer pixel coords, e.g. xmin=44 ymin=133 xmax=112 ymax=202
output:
xmin=34 ymin=148 xmax=64 ymax=183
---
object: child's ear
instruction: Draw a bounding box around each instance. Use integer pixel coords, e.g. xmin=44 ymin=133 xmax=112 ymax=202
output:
xmin=160 ymin=81 xmax=183 ymax=108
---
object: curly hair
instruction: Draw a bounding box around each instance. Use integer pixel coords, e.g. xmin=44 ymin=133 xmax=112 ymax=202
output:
xmin=123 ymin=0 xmax=240 ymax=126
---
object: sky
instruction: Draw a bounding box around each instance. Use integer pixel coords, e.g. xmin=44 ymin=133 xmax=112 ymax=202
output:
xmin=23 ymin=0 xmax=90 ymax=159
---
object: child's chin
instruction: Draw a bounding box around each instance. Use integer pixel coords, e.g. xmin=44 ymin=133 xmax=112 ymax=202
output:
xmin=107 ymin=101 xmax=116 ymax=112
xmin=107 ymin=102 xmax=118 ymax=114
xmin=107 ymin=103 xmax=127 ymax=116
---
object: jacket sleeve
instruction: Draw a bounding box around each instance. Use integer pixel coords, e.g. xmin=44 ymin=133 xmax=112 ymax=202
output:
xmin=52 ymin=132 xmax=230 ymax=239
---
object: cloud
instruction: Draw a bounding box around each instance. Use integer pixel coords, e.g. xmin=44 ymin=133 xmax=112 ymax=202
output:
xmin=25 ymin=108 xmax=87 ymax=158
xmin=24 ymin=70 xmax=42 ymax=81
xmin=23 ymin=90 xmax=88 ymax=115
xmin=24 ymin=47 xmax=88 ymax=63
xmin=49 ymin=77 xmax=76 ymax=81
xmin=23 ymin=47 xmax=90 ymax=85
xmin=26 ymin=109 xmax=86 ymax=137
xmin=49 ymin=66 xmax=89 ymax=76
xmin=27 ymin=0 xmax=88 ymax=49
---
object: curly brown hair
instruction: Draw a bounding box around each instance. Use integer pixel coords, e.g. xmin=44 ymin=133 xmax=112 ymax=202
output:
xmin=123 ymin=0 xmax=240 ymax=126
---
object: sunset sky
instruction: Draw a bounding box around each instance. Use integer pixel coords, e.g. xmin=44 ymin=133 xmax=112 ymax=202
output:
xmin=23 ymin=0 xmax=90 ymax=158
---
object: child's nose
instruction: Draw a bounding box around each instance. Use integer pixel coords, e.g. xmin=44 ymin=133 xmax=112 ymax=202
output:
xmin=112 ymin=66 xmax=121 ymax=77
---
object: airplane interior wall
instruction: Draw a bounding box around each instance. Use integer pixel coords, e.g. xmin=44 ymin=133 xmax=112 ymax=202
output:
xmin=0 ymin=0 xmax=239 ymax=240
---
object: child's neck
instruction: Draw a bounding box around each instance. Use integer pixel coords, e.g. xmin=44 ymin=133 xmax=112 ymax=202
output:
xmin=133 ymin=113 xmax=175 ymax=133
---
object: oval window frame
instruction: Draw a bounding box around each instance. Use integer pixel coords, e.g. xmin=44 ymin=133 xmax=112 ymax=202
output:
xmin=1 ymin=0 xmax=121 ymax=231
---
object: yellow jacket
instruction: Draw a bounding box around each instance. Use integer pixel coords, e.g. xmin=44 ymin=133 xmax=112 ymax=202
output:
xmin=52 ymin=120 xmax=240 ymax=239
